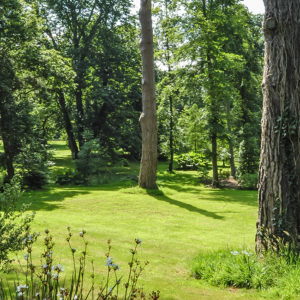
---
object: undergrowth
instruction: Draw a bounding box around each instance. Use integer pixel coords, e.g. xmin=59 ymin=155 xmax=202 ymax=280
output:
xmin=192 ymin=249 xmax=300 ymax=299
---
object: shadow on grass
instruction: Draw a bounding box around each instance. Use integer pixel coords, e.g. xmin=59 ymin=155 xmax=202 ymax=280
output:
xmin=146 ymin=189 xmax=224 ymax=220
xmin=21 ymin=188 xmax=89 ymax=211
xmin=157 ymin=171 xmax=258 ymax=207
xmin=203 ymin=189 xmax=258 ymax=207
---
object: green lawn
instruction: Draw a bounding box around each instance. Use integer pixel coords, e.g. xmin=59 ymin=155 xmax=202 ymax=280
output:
xmin=3 ymin=142 xmax=265 ymax=299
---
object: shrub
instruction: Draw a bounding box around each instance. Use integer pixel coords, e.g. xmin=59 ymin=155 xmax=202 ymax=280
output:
xmin=55 ymin=168 xmax=86 ymax=185
xmin=176 ymin=152 xmax=209 ymax=171
xmin=16 ymin=141 xmax=51 ymax=189
xmin=192 ymin=249 xmax=300 ymax=298
xmin=218 ymin=169 xmax=231 ymax=180
xmin=0 ymin=178 xmax=35 ymax=268
xmin=238 ymin=173 xmax=258 ymax=190
xmin=0 ymin=228 xmax=160 ymax=300
xmin=75 ymin=139 xmax=111 ymax=178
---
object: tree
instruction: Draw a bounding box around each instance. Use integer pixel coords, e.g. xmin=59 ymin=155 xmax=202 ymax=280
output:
xmin=138 ymin=0 xmax=157 ymax=189
xmin=256 ymin=0 xmax=300 ymax=253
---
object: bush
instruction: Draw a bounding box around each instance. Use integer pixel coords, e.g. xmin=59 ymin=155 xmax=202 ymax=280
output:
xmin=238 ymin=173 xmax=258 ymax=190
xmin=0 ymin=228 xmax=160 ymax=300
xmin=0 ymin=178 xmax=35 ymax=268
xmin=218 ymin=169 xmax=231 ymax=180
xmin=55 ymin=168 xmax=86 ymax=185
xmin=16 ymin=140 xmax=51 ymax=189
xmin=176 ymin=152 xmax=209 ymax=171
xmin=192 ymin=249 xmax=300 ymax=298
xmin=76 ymin=138 xmax=111 ymax=178
xmin=192 ymin=250 xmax=276 ymax=289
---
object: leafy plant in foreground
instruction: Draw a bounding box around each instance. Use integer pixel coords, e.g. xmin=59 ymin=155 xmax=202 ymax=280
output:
xmin=0 ymin=178 xmax=35 ymax=268
xmin=0 ymin=228 xmax=160 ymax=299
xmin=192 ymin=248 xmax=300 ymax=298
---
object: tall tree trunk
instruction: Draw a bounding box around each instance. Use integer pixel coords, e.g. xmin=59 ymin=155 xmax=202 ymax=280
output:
xmin=211 ymin=132 xmax=219 ymax=187
xmin=226 ymin=107 xmax=236 ymax=178
xmin=168 ymin=94 xmax=174 ymax=172
xmin=75 ymin=82 xmax=85 ymax=149
xmin=138 ymin=0 xmax=157 ymax=189
xmin=0 ymin=101 xmax=15 ymax=180
xmin=256 ymin=0 xmax=300 ymax=253
xmin=57 ymin=91 xmax=79 ymax=159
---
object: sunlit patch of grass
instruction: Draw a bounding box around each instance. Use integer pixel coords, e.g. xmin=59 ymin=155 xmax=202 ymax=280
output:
xmin=1 ymin=142 xmax=264 ymax=299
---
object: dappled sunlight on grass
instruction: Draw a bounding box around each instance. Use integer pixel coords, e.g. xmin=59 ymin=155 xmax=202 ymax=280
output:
xmin=3 ymin=142 xmax=263 ymax=299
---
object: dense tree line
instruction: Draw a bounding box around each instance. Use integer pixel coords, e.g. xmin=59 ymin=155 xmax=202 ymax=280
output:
xmin=0 ymin=0 xmax=263 ymax=189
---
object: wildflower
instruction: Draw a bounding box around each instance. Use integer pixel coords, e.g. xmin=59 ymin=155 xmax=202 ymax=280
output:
xmin=71 ymin=247 xmax=76 ymax=253
xmin=105 ymin=257 xmax=113 ymax=267
xmin=52 ymin=273 xmax=59 ymax=279
xmin=135 ymin=238 xmax=142 ymax=245
xmin=112 ymin=263 xmax=120 ymax=270
xmin=24 ymin=254 xmax=29 ymax=260
xmin=18 ymin=291 xmax=24 ymax=297
xmin=28 ymin=234 xmax=33 ymax=241
xmin=241 ymin=250 xmax=251 ymax=256
xmin=109 ymin=287 xmax=113 ymax=293
xmin=73 ymin=295 xmax=78 ymax=300
xmin=35 ymin=292 xmax=40 ymax=297
xmin=57 ymin=264 xmax=64 ymax=272
xmin=16 ymin=284 xmax=28 ymax=292
xmin=42 ymin=264 xmax=48 ymax=269
xmin=230 ymin=250 xmax=239 ymax=256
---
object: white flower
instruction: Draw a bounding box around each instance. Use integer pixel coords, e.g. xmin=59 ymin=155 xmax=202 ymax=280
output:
xmin=35 ymin=292 xmax=40 ymax=297
xmin=241 ymin=250 xmax=251 ymax=256
xmin=105 ymin=257 xmax=113 ymax=267
xmin=16 ymin=284 xmax=28 ymax=292
xmin=18 ymin=292 xmax=24 ymax=296
xmin=57 ymin=264 xmax=64 ymax=272
xmin=24 ymin=254 xmax=29 ymax=260
xmin=112 ymin=263 xmax=120 ymax=270
xmin=230 ymin=250 xmax=239 ymax=256
xmin=73 ymin=295 xmax=78 ymax=300
xmin=52 ymin=273 xmax=59 ymax=279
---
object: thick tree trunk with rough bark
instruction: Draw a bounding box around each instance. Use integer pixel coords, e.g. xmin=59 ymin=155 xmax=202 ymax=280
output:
xmin=138 ymin=0 xmax=157 ymax=189
xmin=57 ymin=91 xmax=79 ymax=159
xmin=256 ymin=0 xmax=300 ymax=253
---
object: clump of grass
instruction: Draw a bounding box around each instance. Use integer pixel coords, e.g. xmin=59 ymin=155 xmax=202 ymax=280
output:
xmin=192 ymin=249 xmax=300 ymax=298
xmin=0 ymin=228 xmax=159 ymax=299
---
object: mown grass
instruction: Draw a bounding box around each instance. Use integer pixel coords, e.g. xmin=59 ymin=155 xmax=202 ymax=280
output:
xmin=1 ymin=141 xmax=268 ymax=299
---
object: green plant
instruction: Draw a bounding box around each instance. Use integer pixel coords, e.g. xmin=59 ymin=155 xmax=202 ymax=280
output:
xmin=176 ymin=152 xmax=209 ymax=171
xmin=16 ymin=140 xmax=51 ymax=189
xmin=192 ymin=248 xmax=300 ymax=298
xmin=238 ymin=173 xmax=258 ymax=190
xmin=55 ymin=169 xmax=85 ymax=185
xmin=0 ymin=229 xmax=159 ymax=299
xmin=218 ymin=169 xmax=231 ymax=180
xmin=0 ymin=178 xmax=35 ymax=268
xmin=76 ymin=138 xmax=110 ymax=178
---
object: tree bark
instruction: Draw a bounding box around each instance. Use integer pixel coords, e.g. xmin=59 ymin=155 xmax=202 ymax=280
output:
xmin=168 ymin=94 xmax=174 ymax=172
xmin=57 ymin=90 xmax=79 ymax=159
xmin=211 ymin=132 xmax=219 ymax=187
xmin=138 ymin=0 xmax=157 ymax=189
xmin=226 ymin=107 xmax=236 ymax=178
xmin=256 ymin=0 xmax=300 ymax=253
